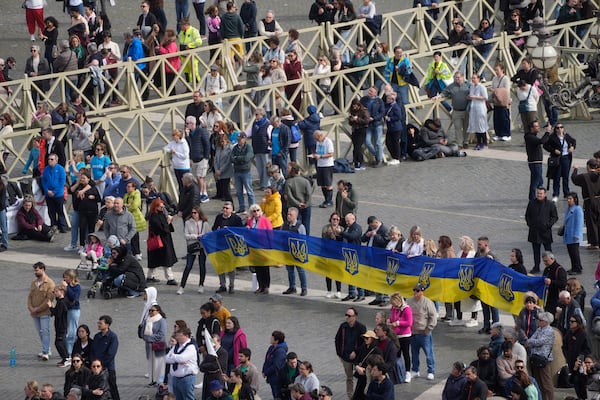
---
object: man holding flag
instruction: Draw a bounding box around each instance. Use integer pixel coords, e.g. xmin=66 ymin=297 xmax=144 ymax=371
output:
xmin=200 ymin=330 xmax=228 ymax=400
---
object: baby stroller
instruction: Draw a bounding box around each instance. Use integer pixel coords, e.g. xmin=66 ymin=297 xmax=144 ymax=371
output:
xmin=87 ymin=235 xmax=121 ymax=298
xmin=77 ymin=232 xmax=105 ymax=280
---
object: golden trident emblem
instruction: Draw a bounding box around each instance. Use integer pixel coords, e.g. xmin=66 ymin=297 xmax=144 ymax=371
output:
xmin=224 ymin=233 xmax=249 ymax=257
xmin=288 ymin=238 xmax=308 ymax=264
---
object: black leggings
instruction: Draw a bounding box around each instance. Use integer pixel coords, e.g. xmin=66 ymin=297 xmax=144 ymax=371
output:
xmin=326 ymin=278 xmax=341 ymax=292
xmin=398 ymin=336 xmax=411 ymax=372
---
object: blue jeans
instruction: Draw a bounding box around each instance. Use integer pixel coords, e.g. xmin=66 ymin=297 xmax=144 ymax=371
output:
xmin=192 ymin=2 xmax=206 ymax=35
xmin=234 ymin=172 xmax=254 ymax=212
xmin=269 ymin=381 xmax=281 ymax=400
xmin=33 ymin=315 xmax=51 ymax=354
xmin=113 ymin=274 xmax=139 ymax=297
xmin=528 ymin=163 xmax=544 ymax=201
xmin=298 ymin=206 xmax=311 ymax=236
xmin=394 ymin=83 xmax=410 ymax=107
xmin=286 ymin=266 xmax=307 ymax=289
xmin=552 ymin=156 xmax=571 ymax=198
xmin=172 ymin=374 xmax=196 ymax=400
xmin=175 ymin=0 xmax=189 ymax=32
xmin=255 ymin=153 xmax=269 ymax=189
xmin=272 ymin=153 xmax=288 ymax=176
xmin=411 ymin=333 xmax=435 ymax=374
xmin=365 ymin=124 xmax=383 ymax=162
xmin=69 ymin=211 xmax=80 ymax=248
xmin=348 ymin=286 xmax=364 ymax=297
xmin=0 ymin=209 xmax=7 ymax=248
xmin=66 ymin=308 xmax=80 ymax=356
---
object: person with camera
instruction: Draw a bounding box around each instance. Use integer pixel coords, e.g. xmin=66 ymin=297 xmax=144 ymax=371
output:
xmin=563 ymin=314 xmax=591 ymax=400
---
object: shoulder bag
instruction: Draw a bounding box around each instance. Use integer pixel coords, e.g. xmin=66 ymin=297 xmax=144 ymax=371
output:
xmin=147 ymin=231 xmax=164 ymax=251
xmin=518 ymin=85 xmax=533 ymax=113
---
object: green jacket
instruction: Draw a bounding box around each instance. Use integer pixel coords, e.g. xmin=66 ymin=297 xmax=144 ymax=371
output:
xmin=123 ymin=189 xmax=147 ymax=232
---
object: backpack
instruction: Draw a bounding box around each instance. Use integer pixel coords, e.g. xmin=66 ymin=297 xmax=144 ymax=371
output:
xmin=290 ymin=123 xmax=302 ymax=143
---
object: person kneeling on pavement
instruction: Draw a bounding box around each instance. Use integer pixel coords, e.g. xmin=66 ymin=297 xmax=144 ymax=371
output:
xmin=109 ymin=245 xmax=146 ymax=298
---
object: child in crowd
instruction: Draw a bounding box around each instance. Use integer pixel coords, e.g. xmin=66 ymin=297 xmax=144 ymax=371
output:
xmin=22 ymin=136 xmax=41 ymax=177
xmin=68 ymin=150 xmax=86 ymax=185
xmin=48 ymin=284 xmax=70 ymax=367
xmin=79 ymin=232 xmax=104 ymax=270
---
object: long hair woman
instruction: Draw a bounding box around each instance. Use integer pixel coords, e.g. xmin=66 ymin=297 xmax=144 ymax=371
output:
xmin=147 ymin=198 xmax=177 ymax=285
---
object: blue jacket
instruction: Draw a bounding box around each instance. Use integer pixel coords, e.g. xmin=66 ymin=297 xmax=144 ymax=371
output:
xmin=90 ymin=329 xmax=119 ymax=371
xmin=592 ymin=290 xmax=600 ymax=318
xmin=127 ymin=37 xmax=147 ymax=70
xmin=384 ymin=101 xmax=404 ymax=133
xmin=360 ymin=95 xmax=385 ymax=127
xmin=563 ymin=204 xmax=583 ymax=245
xmin=187 ymin=127 xmax=211 ymax=162
xmin=298 ymin=105 xmax=320 ymax=148
xmin=251 ymin=117 xmax=270 ymax=154
xmin=442 ymin=373 xmax=466 ymax=400
xmin=42 ymin=164 xmax=66 ymax=197
xmin=262 ymin=341 xmax=288 ymax=384
xmin=366 ymin=377 xmax=394 ymax=400
xmin=104 ymin=173 xmax=122 ymax=198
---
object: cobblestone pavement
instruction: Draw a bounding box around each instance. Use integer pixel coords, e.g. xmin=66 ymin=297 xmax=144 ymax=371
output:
xmin=2 ymin=117 xmax=599 ymax=399
xmin=2 ymin=1 xmax=600 ymax=399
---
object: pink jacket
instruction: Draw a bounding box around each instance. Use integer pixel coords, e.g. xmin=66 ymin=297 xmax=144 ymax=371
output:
xmin=247 ymin=215 xmax=273 ymax=230
xmin=389 ymin=305 xmax=413 ymax=338
xmin=221 ymin=328 xmax=248 ymax=368
xmin=85 ymin=241 xmax=104 ymax=258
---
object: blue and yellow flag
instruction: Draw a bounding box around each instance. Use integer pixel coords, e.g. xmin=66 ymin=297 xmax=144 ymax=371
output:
xmin=201 ymin=228 xmax=547 ymax=315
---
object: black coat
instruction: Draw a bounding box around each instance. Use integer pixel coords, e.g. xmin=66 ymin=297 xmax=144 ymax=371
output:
xmin=147 ymin=212 xmax=177 ymax=268
xmin=525 ymin=198 xmax=558 ymax=244
xmin=64 ymin=366 xmax=92 ymax=397
xmin=200 ymin=347 xmax=228 ymax=400
xmin=178 ymin=182 xmax=201 ymax=220
xmin=83 ymin=369 xmax=111 ymax=400
xmin=111 ymin=253 xmax=146 ymax=291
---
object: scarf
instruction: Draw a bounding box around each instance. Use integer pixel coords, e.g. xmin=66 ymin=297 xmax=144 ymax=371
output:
xmin=144 ymin=313 xmax=162 ymax=336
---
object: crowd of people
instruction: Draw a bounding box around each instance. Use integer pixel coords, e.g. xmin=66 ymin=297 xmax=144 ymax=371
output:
xmin=4 ymin=0 xmax=600 ymax=400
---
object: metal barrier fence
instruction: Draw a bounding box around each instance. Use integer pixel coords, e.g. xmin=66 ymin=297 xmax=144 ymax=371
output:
xmin=0 ymin=0 xmax=598 ymax=184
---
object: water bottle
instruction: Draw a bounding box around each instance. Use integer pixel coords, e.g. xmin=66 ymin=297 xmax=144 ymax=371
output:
xmin=9 ymin=346 xmax=16 ymax=368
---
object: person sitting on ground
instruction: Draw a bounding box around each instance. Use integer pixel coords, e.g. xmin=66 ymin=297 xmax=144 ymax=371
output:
xmin=420 ymin=118 xmax=466 ymax=158
xmin=16 ymin=195 xmax=57 ymax=242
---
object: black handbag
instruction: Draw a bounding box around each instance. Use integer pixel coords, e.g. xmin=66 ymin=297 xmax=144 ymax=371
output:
xmin=530 ymin=353 xmax=549 ymax=368
xmin=187 ymin=241 xmax=202 ymax=254
xmin=558 ymin=225 xmax=565 ymax=236
xmin=548 ymin=155 xmax=560 ymax=168
xmin=137 ymin=323 xmax=144 ymax=339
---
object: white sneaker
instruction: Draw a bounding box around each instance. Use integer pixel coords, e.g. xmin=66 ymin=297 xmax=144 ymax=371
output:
xmin=387 ymin=159 xmax=400 ymax=165
xmin=427 ymin=373 xmax=434 ymax=380
xmin=448 ymin=319 xmax=465 ymax=326
xmin=64 ymin=244 xmax=79 ymax=251
xmin=194 ymin=383 xmax=203 ymax=389
xmin=492 ymin=136 xmax=500 ymax=141
xmin=335 ymin=292 xmax=343 ymax=299
xmin=30 ymin=35 xmax=36 ymax=41
xmin=38 ymin=351 xmax=52 ymax=358
xmin=501 ymin=136 xmax=511 ymax=141
xmin=325 ymin=292 xmax=334 ymax=299
xmin=552 ymin=196 xmax=559 ymax=203
xmin=404 ymin=372 xmax=412 ymax=383
xmin=41 ymin=353 xmax=49 ymax=361
xmin=464 ymin=319 xmax=479 ymax=328
xmin=144 ymin=373 xmax=150 ymax=378
xmin=177 ymin=287 xmax=184 ymax=295
xmin=411 ymin=371 xmax=420 ymax=378
xmin=197 ymin=286 xmax=204 ymax=294
xmin=135 ymin=254 xmax=143 ymax=260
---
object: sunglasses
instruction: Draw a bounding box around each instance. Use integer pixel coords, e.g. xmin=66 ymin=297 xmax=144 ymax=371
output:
xmin=72 ymin=359 xmax=82 ymax=363
xmin=413 ymin=289 xmax=421 ymax=292
xmin=191 ymin=211 xmax=198 ymax=214
xmin=149 ymin=309 xmax=158 ymax=312
xmin=91 ymin=365 xmax=102 ymax=368
xmin=345 ymin=314 xmax=354 ymax=317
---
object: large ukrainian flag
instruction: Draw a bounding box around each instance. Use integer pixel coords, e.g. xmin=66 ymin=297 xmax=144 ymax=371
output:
xmin=201 ymin=228 xmax=547 ymax=315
